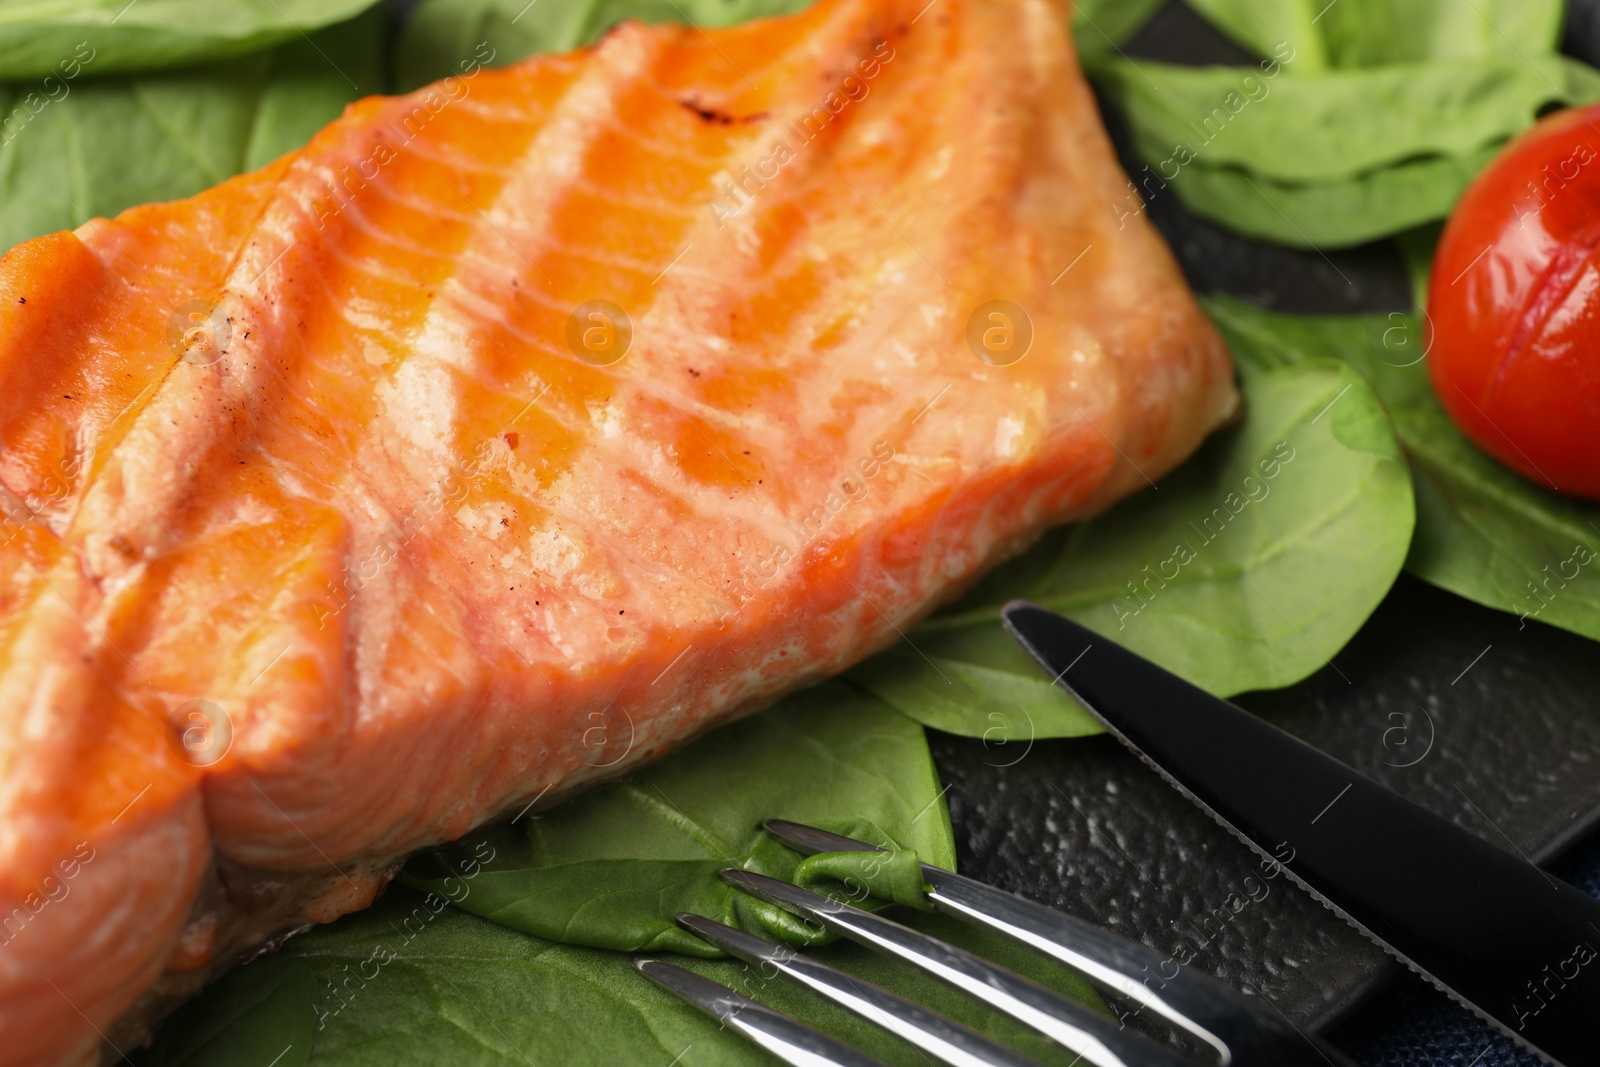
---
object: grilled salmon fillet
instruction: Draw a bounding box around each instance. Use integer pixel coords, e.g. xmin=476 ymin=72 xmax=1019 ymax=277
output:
xmin=0 ymin=0 xmax=1235 ymax=1061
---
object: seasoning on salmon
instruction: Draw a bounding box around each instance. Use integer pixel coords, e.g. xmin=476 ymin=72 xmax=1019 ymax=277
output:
xmin=0 ymin=0 xmax=1236 ymax=1061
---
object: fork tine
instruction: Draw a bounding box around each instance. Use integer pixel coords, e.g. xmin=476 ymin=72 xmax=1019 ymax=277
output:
xmin=635 ymin=958 xmax=886 ymax=1067
xmin=763 ymin=823 xmax=1359 ymax=1067
xmin=721 ymin=869 xmax=1192 ymax=1067
xmin=762 ymin=820 xmax=1287 ymax=1060
xmin=764 ymin=820 xmax=880 ymax=856
xmin=676 ymin=914 xmax=1043 ymax=1067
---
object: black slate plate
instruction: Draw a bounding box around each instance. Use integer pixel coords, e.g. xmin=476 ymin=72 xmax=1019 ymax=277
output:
xmin=932 ymin=575 xmax=1600 ymax=1031
xmin=928 ymin=0 xmax=1600 ymax=1034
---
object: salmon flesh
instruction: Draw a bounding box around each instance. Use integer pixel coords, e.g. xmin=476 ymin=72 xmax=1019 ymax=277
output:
xmin=0 ymin=0 xmax=1236 ymax=1061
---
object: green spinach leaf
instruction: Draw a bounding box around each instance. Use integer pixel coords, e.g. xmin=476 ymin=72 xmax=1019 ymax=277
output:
xmin=137 ymin=887 xmax=1102 ymax=1067
xmin=849 ymin=360 xmax=1415 ymax=737
xmin=1183 ymin=0 xmax=1562 ymax=69
xmin=1310 ymin=0 xmax=1562 ymax=68
xmin=402 ymin=680 xmax=955 ymax=955
xmin=137 ymin=957 xmax=316 ymax=1067
xmin=1071 ymin=0 xmax=1167 ymax=61
xmin=1180 ymin=0 xmax=1332 ymax=70
xmin=847 ymin=627 xmax=1105 ymax=742
xmin=1151 ymin=143 xmax=1500 ymax=249
xmin=0 ymin=8 xmax=383 ymax=252
xmin=1098 ymin=56 xmax=1591 ymax=184
xmin=394 ymin=0 xmax=815 ymax=91
xmin=1093 ymin=54 xmax=1600 ymax=249
xmin=1096 ymin=0 xmax=1595 ymax=249
xmin=0 ymin=0 xmax=382 ymax=81
xmin=1204 ymin=296 xmax=1600 ymax=643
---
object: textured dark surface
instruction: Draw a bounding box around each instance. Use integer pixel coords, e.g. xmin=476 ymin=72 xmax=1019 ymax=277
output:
xmin=926 ymin=0 xmax=1600 ymax=1039
xmin=931 ymin=577 xmax=1600 ymax=1032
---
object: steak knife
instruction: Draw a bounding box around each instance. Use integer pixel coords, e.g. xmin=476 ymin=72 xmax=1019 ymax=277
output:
xmin=1002 ymin=600 xmax=1600 ymax=1067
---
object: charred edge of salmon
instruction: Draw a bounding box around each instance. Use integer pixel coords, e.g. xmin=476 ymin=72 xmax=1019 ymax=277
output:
xmin=95 ymin=462 xmax=1134 ymax=1065
xmin=101 ymin=860 xmax=392 ymax=1059
xmin=97 ymin=659 xmax=830 ymax=1061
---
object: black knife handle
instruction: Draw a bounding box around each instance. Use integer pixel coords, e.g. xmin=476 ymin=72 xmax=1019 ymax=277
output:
xmin=1003 ymin=601 xmax=1600 ymax=1067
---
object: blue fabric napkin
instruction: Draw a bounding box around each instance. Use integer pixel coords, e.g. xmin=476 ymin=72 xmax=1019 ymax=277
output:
xmin=1330 ymin=829 xmax=1600 ymax=1064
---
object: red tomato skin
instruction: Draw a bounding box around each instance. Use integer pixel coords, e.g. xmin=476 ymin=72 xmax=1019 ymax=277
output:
xmin=1428 ymin=105 xmax=1600 ymax=499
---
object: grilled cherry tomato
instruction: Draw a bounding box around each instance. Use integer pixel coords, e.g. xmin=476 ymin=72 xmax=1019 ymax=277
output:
xmin=1428 ymin=104 xmax=1600 ymax=499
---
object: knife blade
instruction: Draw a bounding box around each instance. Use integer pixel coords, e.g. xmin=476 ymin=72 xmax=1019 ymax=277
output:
xmin=1001 ymin=599 xmax=1600 ymax=1067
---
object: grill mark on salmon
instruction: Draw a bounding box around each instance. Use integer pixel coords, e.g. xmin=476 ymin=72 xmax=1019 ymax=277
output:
xmin=0 ymin=0 xmax=1236 ymax=1061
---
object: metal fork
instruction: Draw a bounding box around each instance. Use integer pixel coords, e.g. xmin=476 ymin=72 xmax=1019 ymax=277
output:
xmin=635 ymin=820 xmax=1355 ymax=1067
